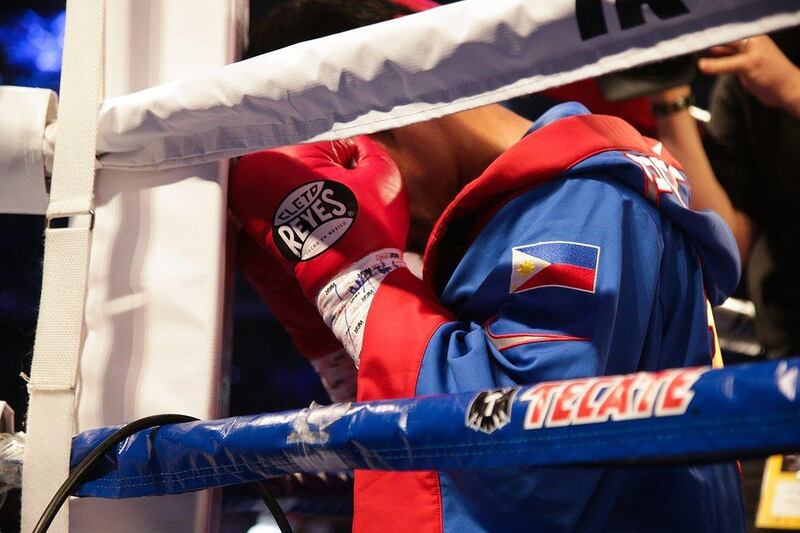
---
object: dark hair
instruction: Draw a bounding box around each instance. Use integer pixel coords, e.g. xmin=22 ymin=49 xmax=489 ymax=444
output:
xmin=247 ymin=0 xmax=412 ymax=58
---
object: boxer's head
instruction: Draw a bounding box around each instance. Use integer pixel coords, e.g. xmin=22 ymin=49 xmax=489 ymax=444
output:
xmin=248 ymin=0 xmax=415 ymax=57
xmin=248 ymin=0 xmax=531 ymax=251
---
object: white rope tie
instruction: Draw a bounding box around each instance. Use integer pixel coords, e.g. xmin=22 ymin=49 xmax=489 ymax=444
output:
xmin=21 ymin=0 xmax=105 ymax=530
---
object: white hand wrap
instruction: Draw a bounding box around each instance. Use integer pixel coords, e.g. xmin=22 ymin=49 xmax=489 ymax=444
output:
xmin=316 ymin=248 xmax=405 ymax=366
xmin=310 ymin=349 xmax=358 ymax=403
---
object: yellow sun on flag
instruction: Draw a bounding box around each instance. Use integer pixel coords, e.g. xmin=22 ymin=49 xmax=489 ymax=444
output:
xmin=517 ymin=258 xmax=536 ymax=276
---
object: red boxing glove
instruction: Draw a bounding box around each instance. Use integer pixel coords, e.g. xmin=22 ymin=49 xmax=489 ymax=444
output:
xmin=237 ymin=232 xmax=357 ymax=402
xmin=230 ymin=136 xmax=409 ymax=364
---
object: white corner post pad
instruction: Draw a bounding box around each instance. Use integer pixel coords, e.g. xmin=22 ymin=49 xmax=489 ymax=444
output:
xmin=21 ymin=0 xmax=105 ymax=531
xmin=0 ymin=86 xmax=57 ymax=215
xmin=316 ymin=248 xmax=406 ymax=367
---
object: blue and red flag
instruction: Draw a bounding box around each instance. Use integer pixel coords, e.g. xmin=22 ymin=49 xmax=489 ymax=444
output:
xmin=509 ymin=241 xmax=599 ymax=294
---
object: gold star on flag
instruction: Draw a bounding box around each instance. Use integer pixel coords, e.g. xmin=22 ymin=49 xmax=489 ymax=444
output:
xmin=517 ymin=258 xmax=535 ymax=276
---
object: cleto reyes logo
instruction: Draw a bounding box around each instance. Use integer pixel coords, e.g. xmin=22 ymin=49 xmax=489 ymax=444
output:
xmin=518 ymin=367 xmax=706 ymax=430
xmin=273 ymin=180 xmax=358 ymax=262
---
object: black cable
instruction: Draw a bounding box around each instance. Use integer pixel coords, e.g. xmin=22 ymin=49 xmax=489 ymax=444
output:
xmin=249 ymin=480 xmax=295 ymax=533
xmin=33 ymin=414 xmax=293 ymax=533
xmin=33 ymin=414 xmax=195 ymax=533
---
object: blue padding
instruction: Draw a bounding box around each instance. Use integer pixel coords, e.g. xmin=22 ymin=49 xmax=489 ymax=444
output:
xmin=72 ymin=358 xmax=800 ymax=499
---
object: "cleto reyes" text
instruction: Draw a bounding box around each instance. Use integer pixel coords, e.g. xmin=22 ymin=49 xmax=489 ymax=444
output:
xmin=273 ymin=180 xmax=357 ymax=261
xmin=519 ymin=366 xmax=706 ymax=429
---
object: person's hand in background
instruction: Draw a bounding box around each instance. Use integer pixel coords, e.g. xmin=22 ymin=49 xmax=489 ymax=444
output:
xmin=699 ymin=35 xmax=800 ymax=118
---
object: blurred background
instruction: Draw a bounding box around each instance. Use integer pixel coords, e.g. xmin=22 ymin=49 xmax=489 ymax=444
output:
xmin=0 ymin=1 xmax=786 ymax=532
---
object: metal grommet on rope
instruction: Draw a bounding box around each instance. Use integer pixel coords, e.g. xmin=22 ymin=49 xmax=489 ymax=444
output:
xmin=45 ymin=210 xmax=95 ymax=230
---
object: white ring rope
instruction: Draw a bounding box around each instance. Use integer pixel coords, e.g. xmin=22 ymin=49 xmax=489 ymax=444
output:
xmin=84 ymin=0 xmax=800 ymax=171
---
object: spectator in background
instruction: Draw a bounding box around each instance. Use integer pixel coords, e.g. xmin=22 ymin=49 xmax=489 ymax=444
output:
xmin=652 ymin=29 xmax=800 ymax=532
xmin=653 ymin=29 xmax=800 ymax=360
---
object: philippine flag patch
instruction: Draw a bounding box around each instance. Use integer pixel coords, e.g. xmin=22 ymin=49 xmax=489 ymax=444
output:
xmin=510 ymin=241 xmax=599 ymax=294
